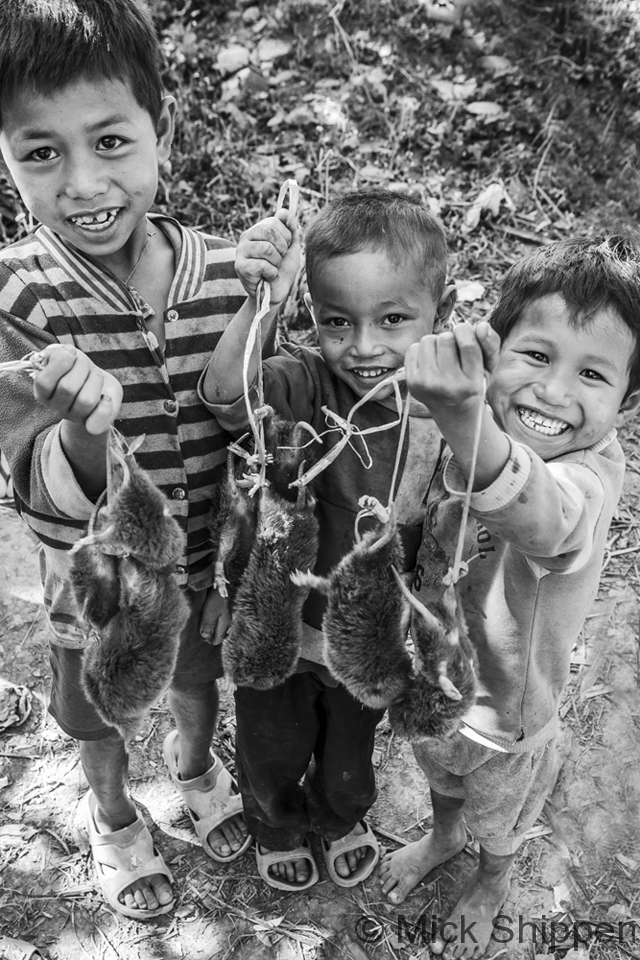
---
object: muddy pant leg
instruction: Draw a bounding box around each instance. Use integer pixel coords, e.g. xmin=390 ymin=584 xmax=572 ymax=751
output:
xmin=234 ymin=674 xmax=321 ymax=850
xmin=305 ymin=681 xmax=384 ymax=842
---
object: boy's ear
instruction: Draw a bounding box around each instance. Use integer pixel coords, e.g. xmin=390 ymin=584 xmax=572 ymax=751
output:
xmin=433 ymin=283 xmax=457 ymax=333
xmin=616 ymin=388 xmax=640 ymax=426
xmin=156 ymin=96 xmax=176 ymax=166
xmin=304 ymin=292 xmax=317 ymax=324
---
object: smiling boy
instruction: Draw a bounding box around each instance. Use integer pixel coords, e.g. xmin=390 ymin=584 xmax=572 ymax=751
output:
xmin=0 ymin=0 xmax=276 ymax=920
xmin=379 ymin=236 xmax=640 ymax=959
xmin=202 ymin=190 xmax=456 ymax=891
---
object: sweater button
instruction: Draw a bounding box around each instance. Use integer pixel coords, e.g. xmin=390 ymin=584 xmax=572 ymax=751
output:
xmin=172 ymin=488 xmax=186 ymax=501
xmin=164 ymin=399 xmax=178 ymax=414
xmin=167 ymin=309 xmax=179 ymax=322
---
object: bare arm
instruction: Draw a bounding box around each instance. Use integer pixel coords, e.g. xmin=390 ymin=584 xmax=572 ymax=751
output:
xmin=405 ymin=321 xmax=510 ymax=491
xmin=202 ymin=209 xmax=300 ymax=405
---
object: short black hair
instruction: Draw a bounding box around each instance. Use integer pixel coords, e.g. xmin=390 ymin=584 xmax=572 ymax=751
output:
xmin=490 ymin=235 xmax=640 ymax=398
xmin=304 ymin=189 xmax=448 ymax=300
xmin=0 ymin=0 xmax=164 ymax=129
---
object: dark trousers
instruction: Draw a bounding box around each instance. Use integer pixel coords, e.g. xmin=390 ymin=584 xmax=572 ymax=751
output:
xmin=234 ymin=672 xmax=384 ymax=850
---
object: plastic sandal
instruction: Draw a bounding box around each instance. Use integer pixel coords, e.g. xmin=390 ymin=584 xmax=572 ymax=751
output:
xmin=255 ymin=837 xmax=320 ymax=892
xmin=75 ymin=790 xmax=174 ymax=919
xmin=0 ymin=938 xmax=42 ymax=960
xmin=322 ymin=820 xmax=380 ymax=888
xmin=163 ymin=729 xmax=252 ymax=863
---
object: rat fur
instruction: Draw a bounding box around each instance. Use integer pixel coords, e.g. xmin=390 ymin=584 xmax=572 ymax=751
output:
xmin=209 ymin=453 xmax=258 ymax=608
xmin=222 ymin=482 xmax=319 ymax=689
xmin=388 ymin=582 xmax=477 ymax=741
xmin=80 ymin=557 xmax=189 ymax=745
xmin=70 ymin=430 xmax=189 ymax=746
xmin=292 ymin=512 xmax=413 ymax=709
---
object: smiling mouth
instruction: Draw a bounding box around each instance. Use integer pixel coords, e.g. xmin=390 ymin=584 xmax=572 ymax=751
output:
xmin=517 ymin=406 xmax=571 ymax=436
xmin=351 ymin=367 xmax=392 ymax=380
xmin=68 ymin=208 xmax=119 ymax=230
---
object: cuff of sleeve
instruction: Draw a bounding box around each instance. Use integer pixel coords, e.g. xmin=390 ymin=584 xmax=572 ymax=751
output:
xmin=197 ymin=366 xmax=258 ymax=431
xmin=443 ymin=438 xmax=532 ymax=513
xmin=41 ymin=424 xmax=95 ymax=520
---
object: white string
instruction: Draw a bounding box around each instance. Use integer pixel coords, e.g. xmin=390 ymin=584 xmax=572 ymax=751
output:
xmin=241 ymin=179 xmax=300 ymax=495
xmin=445 ymin=379 xmax=487 ymax=586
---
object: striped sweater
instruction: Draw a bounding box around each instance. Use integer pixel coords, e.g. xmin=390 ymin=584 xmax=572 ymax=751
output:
xmin=0 ymin=215 xmax=247 ymax=647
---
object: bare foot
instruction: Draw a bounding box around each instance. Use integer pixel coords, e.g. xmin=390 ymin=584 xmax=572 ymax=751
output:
xmin=431 ymin=858 xmax=514 ymax=959
xmin=93 ymin=801 xmax=173 ymax=913
xmin=258 ymin=845 xmax=312 ymax=886
xmin=380 ymin=823 xmax=467 ymax=904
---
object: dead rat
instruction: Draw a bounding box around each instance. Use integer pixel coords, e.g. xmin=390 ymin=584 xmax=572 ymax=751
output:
xmin=209 ymin=450 xmax=258 ymax=610
xmin=388 ymin=574 xmax=477 ymax=741
xmin=210 ymin=408 xmax=321 ymax=609
xmin=222 ymin=477 xmax=319 ymax=690
xmin=80 ymin=556 xmax=189 ymax=745
xmin=70 ymin=430 xmax=186 ymax=569
xmin=292 ymin=501 xmax=413 ymax=709
xmin=70 ymin=428 xmax=189 ymax=745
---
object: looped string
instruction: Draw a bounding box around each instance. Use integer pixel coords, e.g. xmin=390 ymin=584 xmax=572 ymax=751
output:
xmin=241 ymin=179 xmax=300 ymax=496
xmin=443 ymin=379 xmax=487 ymax=587
xmin=291 ymin=367 xmax=407 ymax=489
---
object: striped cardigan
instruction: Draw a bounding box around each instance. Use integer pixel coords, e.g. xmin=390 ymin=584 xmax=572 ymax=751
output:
xmin=0 ymin=215 xmax=247 ymax=646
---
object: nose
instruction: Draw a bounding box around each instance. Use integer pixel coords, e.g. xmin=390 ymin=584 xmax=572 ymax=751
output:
xmin=532 ymin=370 xmax=571 ymax=407
xmin=62 ymin=153 xmax=108 ymax=201
xmin=350 ymin=323 xmax=383 ymax=359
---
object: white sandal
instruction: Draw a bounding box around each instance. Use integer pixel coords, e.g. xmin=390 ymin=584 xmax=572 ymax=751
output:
xmin=322 ymin=820 xmax=380 ymax=888
xmin=0 ymin=938 xmax=42 ymax=960
xmin=255 ymin=838 xmax=320 ymax=891
xmin=75 ymin=790 xmax=174 ymax=920
xmin=162 ymin=730 xmax=252 ymax=863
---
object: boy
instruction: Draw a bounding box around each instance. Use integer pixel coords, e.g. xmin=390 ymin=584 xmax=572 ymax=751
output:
xmin=202 ymin=190 xmax=456 ymax=890
xmin=0 ymin=0 xmax=276 ymax=919
xmin=380 ymin=236 xmax=640 ymax=958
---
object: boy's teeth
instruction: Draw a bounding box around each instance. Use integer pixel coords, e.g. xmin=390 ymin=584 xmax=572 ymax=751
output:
xmin=355 ymin=368 xmax=386 ymax=379
xmin=518 ymin=407 xmax=570 ymax=436
xmin=71 ymin=209 xmax=117 ymax=226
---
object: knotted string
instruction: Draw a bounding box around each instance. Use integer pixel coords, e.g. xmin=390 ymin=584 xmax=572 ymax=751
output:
xmin=242 ymin=179 xmax=300 ymax=496
xmin=0 ymin=351 xmax=47 ymax=378
xmin=443 ymin=379 xmax=487 ymax=587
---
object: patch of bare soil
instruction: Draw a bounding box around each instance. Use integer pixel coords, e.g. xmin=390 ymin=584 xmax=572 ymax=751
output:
xmin=1 ymin=421 xmax=639 ymax=960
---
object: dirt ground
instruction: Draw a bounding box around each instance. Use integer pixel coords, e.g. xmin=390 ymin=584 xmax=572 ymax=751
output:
xmin=0 ymin=422 xmax=639 ymax=960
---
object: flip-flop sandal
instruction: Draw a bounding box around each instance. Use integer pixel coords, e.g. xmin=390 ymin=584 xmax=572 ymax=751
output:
xmin=75 ymin=790 xmax=174 ymax=920
xmin=0 ymin=938 xmax=42 ymax=960
xmin=255 ymin=837 xmax=320 ymax=892
xmin=163 ymin=729 xmax=252 ymax=863
xmin=322 ymin=819 xmax=380 ymax=888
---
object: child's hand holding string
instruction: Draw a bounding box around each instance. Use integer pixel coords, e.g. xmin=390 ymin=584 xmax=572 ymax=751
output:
xmin=406 ymin=321 xmax=508 ymax=491
xmin=29 ymin=343 xmax=124 ymax=499
xmin=33 ymin=343 xmax=123 ymax=435
xmin=405 ymin=320 xmax=499 ymax=419
xmin=235 ymin=208 xmax=301 ymax=310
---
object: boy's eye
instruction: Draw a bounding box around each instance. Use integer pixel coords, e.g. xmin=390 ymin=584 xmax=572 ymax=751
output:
xmin=581 ymin=369 xmax=604 ymax=382
xmin=97 ymin=135 xmax=125 ymax=151
xmin=524 ymin=350 xmax=548 ymax=363
xmin=384 ymin=314 xmax=405 ymax=326
xmin=327 ymin=317 xmax=349 ymax=328
xmin=29 ymin=146 xmax=58 ymax=163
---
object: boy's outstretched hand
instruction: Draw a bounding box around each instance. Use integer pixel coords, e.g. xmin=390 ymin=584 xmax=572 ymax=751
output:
xmin=235 ymin=208 xmax=300 ymax=308
xmin=405 ymin=321 xmax=508 ymax=491
xmin=33 ymin=343 xmax=123 ymax=436
xmin=405 ymin=320 xmax=500 ymax=420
